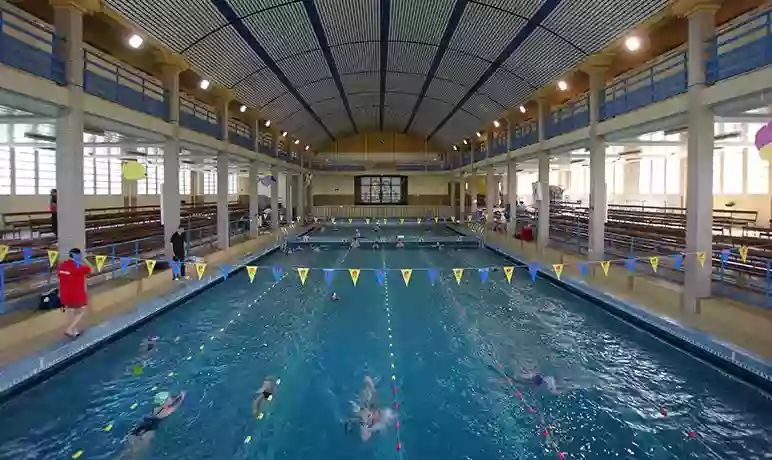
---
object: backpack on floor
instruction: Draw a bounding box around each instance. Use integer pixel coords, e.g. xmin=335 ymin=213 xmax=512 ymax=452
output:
xmin=39 ymin=288 xmax=62 ymax=310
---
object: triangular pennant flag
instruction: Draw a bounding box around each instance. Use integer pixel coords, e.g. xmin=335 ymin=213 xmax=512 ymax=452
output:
xmin=375 ymin=270 xmax=385 ymax=286
xmin=348 ymin=218 xmax=353 ymax=224
xmin=145 ymin=259 xmax=156 ymax=277
xmin=47 ymin=250 xmax=58 ymax=267
xmin=399 ymin=218 xmax=404 ymax=225
xmin=220 ymin=264 xmax=231 ymax=280
xmin=401 ymin=269 xmax=412 ymax=286
xmin=331 ymin=218 xmax=336 ymax=224
xmin=21 ymin=247 xmax=32 ymax=264
xmin=365 ymin=218 xmax=370 ymax=224
xmin=625 ymin=259 xmax=636 ymax=273
xmin=527 ymin=265 xmax=539 ymax=281
xmin=120 ymin=257 xmax=131 ymax=273
xmin=417 ymin=218 xmax=422 ymax=224
xmin=433 ymin=217 xmax=438 ymax=224
xmin=672 ymin=254 xmax=683 ymax=270
xmin=272 ymin=266 xmax=283 ymax=281
xmin=478 ymin=268 xmax=489 ymax=282
xmin=0 ymin=244 xmax=7 ymax=262
xmin=428 ymin=268 xmax=438 ymax=285
xmin=720 ymin=249 xmax=730 ymax=265
xmin=324 ymin=269 xmax=334 ymax=286
xmin=453 ymin=268 xmax=464 ymax=285
xmin=601 ymin=260 xmax=611 ymax=276
xmin=466 ymin=216 xmax=471 ymax=222
xmin=246 ymin=266 xmax=257 ymax=283
xmin=696 ymin=252 xmax=706 ymax=267
xmin=451 ymin=216 xmax=456 ymax=223
xmin=349 ymin=268 xmax=360 ymax=286
xmin=577 ymin=262 xmax=586 ymax=277
xmin=313 ymin=217 xmax=318 ymax=223
xmin=195 ymin=263 xmax=207 ymax=280
xmin=739 ymin=246 xmax=748 ymax=264
xmin=649 ymin=256 xmax=659 ymax=272
xmin=552 ymin=264 xmax=564 ymax=280
xmin=297 ymin=267 xmax=309 ymax=285
xmin=95 ymin=255 xmax=107 ymax=272
xmin=503 ymin=266 xmax=514 ymax=283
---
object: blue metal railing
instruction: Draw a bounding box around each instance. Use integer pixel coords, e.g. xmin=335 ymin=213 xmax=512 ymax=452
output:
xmin=83 ymin=50 xmax=168 ymax=119
xmin=510 ymin=120 xmax=539 ymax=149
xmin=489 ymin=131 xmax=508 ymax=156
xmin=0 ymin=9 xmax=64 ymax=84
xmin=258 ymin=132 xmax=274 ymax=154
xmin=547 ymin=94 xmax=590 ymax=137
xmin=706 ymin=9 xmax=772 ymax=84
xmin=601 ymin=52 xmax=687 ymax=120
xmin=179 ymin=96 xmax=220 ymax=138
xmin=228 ymin=118 xmax=253 ymax=151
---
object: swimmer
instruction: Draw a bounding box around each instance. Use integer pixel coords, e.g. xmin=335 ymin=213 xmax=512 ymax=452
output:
xmin=139 ymin=336 xmax=158 ymax=354
xmin=252 ymin=376 xmax=278 ymax=418
xmin=372 ymin=241 xmax=379 ymax=249
xmin=355 ymin=229 xmax=361 ymax=238
xmin=331 ymin=292 xmax=339 ymax=301
xmin=312 ymin=246 xmax=321 ymax=252
xmin=119 ymin=391 xmax=185 ymax=459
xmin=520 ymin=370 xmax=559 ymax=394
xmin=345 ymin=376 xmax=396 ymax=441
xmin=396 ymin=240 xmax=404 ymax=248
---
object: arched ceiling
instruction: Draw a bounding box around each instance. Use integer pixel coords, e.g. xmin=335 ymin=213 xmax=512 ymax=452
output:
xmin=105 ymin=0 xmax=669 ymax=147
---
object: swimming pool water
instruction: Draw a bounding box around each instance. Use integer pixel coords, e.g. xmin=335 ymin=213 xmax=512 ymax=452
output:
xmin=309 ymin=224 xmax=457 ymax=239
xmin=1 ymin=246 xmax=771 ymax=460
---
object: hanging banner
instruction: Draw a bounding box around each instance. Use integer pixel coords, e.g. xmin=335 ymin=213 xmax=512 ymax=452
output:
xmin=552 ymin=264 xmax=564 ymax=280
xmin=453 ymin=268 xmax=464 ymax=285
xmin=739 ymin=246 xmax=748 ymax=264
xmin=399 ymin=218 xmax=404 ymax=225
xmin=428 ymin=268 xmax=438 ymax=285
xmin=375 ymin=270 xmax=385 ymax=286
xmin=401 ymin=269 xmax=412 ymax=286
xmin=47 ymin=250 xmax=58 ymax=267
xmin=349 ymin=268 xmax=360 ymax=286
xmin=478 ymin=268 xmax=489 ymax=282
xmin=527 ymin=265 xmax=539 ymax=281
xmin=220 ymin=264 xmax=231 ymax=280
xmin=649 ymin=256 xmax=659 ymax=273
xmin=297 ymin=267 xmax=309 ymax=285
xmin=145 ymin=259 xmax=156 ymax=277
xmin=672 ymin=254 xmax=684 ymax=271
xmin=719 ymin=249 xmax=730 ymax=265
xmin=0 ymin=244 xmax=7 ymax=262
xmin=247 ymin=266 xmax=258 ymax=283
xmin=503 ymin=266 xmax=514 ymax=283
xmin=95 ymin=255 xmax=107 ymax=272
xmin=696 ymin=252 xmax=706 ymax=268
xmin=272 ymin=266 xmax=283 ymax=281
xmin=195 ymin=263 xmax=207 ymax=280
xmin=324 ymin=269 xmax=334 ymax=286
xmin=600 ymin=260 xmax=611 ymax=276
xmin=22 ymin=247 xmax=32 ymax=264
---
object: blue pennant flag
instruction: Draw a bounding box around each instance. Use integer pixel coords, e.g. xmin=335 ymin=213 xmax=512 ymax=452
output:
xmin=22 ymin=247 xmax=32 ymax=264
xmin=323 ymin=269 xmax=334 ymax=286
xmin=119 ymin=257 xmax=131 ymax=272
xmin=427 ymin=268 xmax=438 ymax=285
xmin=527 ymin=265 xmax=539 ymax=281
xmin=220 ymin=264 xmax=231 ymax=280
xmin=171 ymin=261 xmax=181 ymax=276
xmin=375 ymin=270 xmax=385 ymax=286
xmin=577 ymin=262 xmax=586 ymax=277
xmin=478 ymin=268 xmax=489 ymax=282
xmin=672 ymin=254 xmax=684 ymax=271
xmin=625 ymin=259 xmax=636 ymax=273
xmin=720 ymin=249 xmax=730 ymax=265
xmin=272 ymin=266 xmax=282 ymax=281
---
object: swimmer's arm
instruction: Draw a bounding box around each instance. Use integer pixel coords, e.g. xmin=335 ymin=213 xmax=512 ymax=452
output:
xmin=158 ymin=392 xmax=185 ymax=418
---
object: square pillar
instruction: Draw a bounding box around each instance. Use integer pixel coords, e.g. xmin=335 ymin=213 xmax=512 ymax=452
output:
xmin=217 ymin=152 xmax=230 ymax=249
xmin=285 ymin=172 xmax=294 ymax=223
xmin=507 ymin=160 xmax=518 ymax=236
xmin=270 ymin=165 xmax=279 ymax=230
xmin=684 ymin=5 xmax=718 ymax=310
xmin=53 ymin=2 xmax=86 ymax=255
xmin=469 ymin=171 xmax=478 ymax=219
xmin=248 ymin=161 xmax=260 ymax=238
xmin=537 ymin=151 xmax=550 ymax=253
xmin=588 ymin=66 xmax=607 ymax=261
xmin=485 ymin=168 xmax=495 ymax=227
xmin=449 ymin=175 xmax=456 ymax=216
xmin=459 ymin=174 xmax=466 ymax=221
xmin=162 ymin=65 xmax=182 ymax=257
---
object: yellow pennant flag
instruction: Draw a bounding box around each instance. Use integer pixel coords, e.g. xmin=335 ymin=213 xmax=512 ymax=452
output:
xmin=365 ymin=218 xmax=370 ymax=224
xmin=696 ymin=252 xmax=706 ymax=268
xmin=246 ymin=266 xmax=257 ymax=283
xmin=145 ymin=259 xmax=156 ymax=277
xmin=331 ymin=218 xmax=336 ymax=224
xmin=195 ymin=263 xmax=207 ymax=280
xmin=94 ymin=254 xmax=107 ymax=272
xmin=349 ymin=268 xmax=360 ymax=286
xmin=503 ymin=266 xmax=514 ymax=283
xmin=649 ymin=256 xmax=659 ymax=272
xmin=0 ymin=244 xmax=7 ymax=262
xmin=553 ymin=264 xmax=564 ymax=280
xmin=47 ymin=250 xmax=58 ymax=267
xmin=417 ymin=218 xmax=421 ymax=224
xmin=399 ymin=218 xmax=404 ymax=225
xmin=451 ymin=216 xmax=456 ymax=223
xmin=297 ymin=267 xmax=309 ymax=285
xmin=453 ymin=268 xmax=464 ymax=284
xmin=401 ymin=269 xmax=412 ymax=286
xmin=466 ymin=216 xmax=471 ymax=222
xmin=739 ymin=246 xmax=748 ymax=263
xmin=433 ymin=217 xmax=438 ymax=224
xmin=313 ymin=217 xmax=318 ymax=223
xmin=600 ymin=260 xmax=611 ymax=276
xmin=348 ymin=218 xmax=353 ymax=224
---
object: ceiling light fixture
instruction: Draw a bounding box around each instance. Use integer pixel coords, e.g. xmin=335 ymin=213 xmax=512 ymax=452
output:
xmin=476 ymin=132 xmax=482 ymax=138
xmin=625 ymin=35 xmax=641 ymax=52
xmin=463 ymin=139 xmax=468 ymax=145
xmin=199 ymin=79 xmax=210 ymax=90
xmin=264 ymin=120 xmax=271 ymax=128
xmin=294 ymin=139 xmax=300 ymax=145
xmin=493 ymin=120 xmax=501 ymax=128
xmin=239 ymin=105 xmax=246 ymax=113
xmin=557 ymin=80 xmax=568 ymax=91
xmin=128 ymin=34 xmax=143 ymax=49
xmin=453 ymin=145 xmax=459 ymax=151
xmin=281 ymin=131 xmax=287 ymax=137
xmin=519 ymin=105 xmax=526 ymax=114
xmin=305 ymin=145 xmax=310 ymax=151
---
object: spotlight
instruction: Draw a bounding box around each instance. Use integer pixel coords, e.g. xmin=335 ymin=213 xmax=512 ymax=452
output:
xmin=493 ymin=120 xmax=500 ymax=128
xmin=305 ymin=145 xmax=310 ymax=151
xmin=264 ymin=120 xmax=271 ymax=128
xmin=239 ymin=105 xmax=246 ymax=113
xmin=625 ymin=36 xmax=641 ymax=52
xmin=476 ymin=132 xmax=482 ymax=138
xmin=557 ymin=80 xmax=568 ymax=91
xmin=128 ymin=34 xmax=143 ymax=49
xmin=453 ymin=145 xmax=459 ymax=151
xmin=294 ymin=139 xmax=300 ymax=145
xmin=281 ymin=131 xmax=287 ymax=137
xmin=519 ymin=105 xmax=526 ymax=114
xmin=463 ymin=139 xmax=468 ymax=145
xmin=199 ymin=79 xmax=210 ymax=90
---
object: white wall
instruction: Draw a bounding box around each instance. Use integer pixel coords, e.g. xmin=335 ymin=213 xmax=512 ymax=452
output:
xmin=407 ymin=175 xmax=450 ymax=196
xmin=311 ymin=175 xmax=355 ymax=195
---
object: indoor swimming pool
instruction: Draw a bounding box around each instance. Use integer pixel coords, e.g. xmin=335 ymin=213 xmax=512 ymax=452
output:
xmin=308 ymin=223 xmax=458 ymax=239
xmin=0 ymin=245 xmax=771 ymax=460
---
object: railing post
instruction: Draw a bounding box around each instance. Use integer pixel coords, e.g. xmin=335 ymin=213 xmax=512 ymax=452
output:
xmin=719 ymin=259 xmax=725 ymax=296
xmin=0 ymin=264 xmax=4 ymax=309
xmin=111 ymin=245 xmax=116 ymax=279
xmin=629 ymin=237 xmax=635 ymax=256
xmin=134 ymin=240 xmax=140 ymax=278
xmin=765 ymin=260 xmax=771 ymax=307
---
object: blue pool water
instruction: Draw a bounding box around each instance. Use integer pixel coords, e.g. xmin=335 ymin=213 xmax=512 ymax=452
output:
xmin=1 ymin=246 xmax=772 ymax=459
xmin=309 ymin=224 xmax=457 ymax=239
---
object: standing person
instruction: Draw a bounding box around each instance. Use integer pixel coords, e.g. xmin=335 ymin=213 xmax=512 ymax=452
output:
xmin=57 ymin=248 xmax=93 ymax=339
xmin=49 ymin=189 xmax=57 ymax=236
xmin=170 ymin=226 xmax=186 ymax=280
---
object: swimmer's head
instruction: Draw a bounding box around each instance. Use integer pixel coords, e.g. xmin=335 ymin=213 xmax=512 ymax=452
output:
xmin=153 ymin=391 xmax=171 ymax=406
xmin=532 ymin=374 xmax=545 ymax=386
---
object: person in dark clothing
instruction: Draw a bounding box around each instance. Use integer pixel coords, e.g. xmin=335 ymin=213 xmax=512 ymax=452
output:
xmin=170 ymin=226 xmax=186 ymax=280
xmin=49 ymin=189 xmax=57 ymax=236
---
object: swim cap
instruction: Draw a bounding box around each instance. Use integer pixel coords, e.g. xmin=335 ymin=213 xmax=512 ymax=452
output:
xmin=532 ymin=374 xmax=545 ymax=386
xmin=153 ymin=391 xmax=170 ymax=406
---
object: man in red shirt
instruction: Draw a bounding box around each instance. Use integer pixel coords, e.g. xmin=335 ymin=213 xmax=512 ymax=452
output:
xmin=57 ymin=248 xmax=93 ymax=338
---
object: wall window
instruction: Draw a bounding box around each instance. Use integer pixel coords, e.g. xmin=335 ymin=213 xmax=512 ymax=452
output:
xmin=722 ymin=148 xmax=743 ymax=194
xmin=14 ymin=148 xmax=36 ymax=195
xmin=179 ymin=169 xmax=191 ymax=195
xmin=355 ymin=176 xmax=407 ymax=204
xmin=517 ymin=172 xmax=534 ymax=196
xmin=639 ymin=159 xmax=652 ymax=194
xmin=613 ymin=161 xmax=624 ymax=195
xmin=203 ymin=172 xmax=217 ymax=195
xmin=228 ymin=173 xmax=238 ymax=195
xmin=109 ymin=155 xmax=122 ymax=195
xmin=138 ymin=160 xmax=164 ymax=195
xmin=95 ymin=156 xmax=110 ymax=195
xmin=0 ymin=148 xmax=10 ymax=195
xmin=651 ymin=158 xmax=666 ymax=194
xmin=665 ymin=156 xmax=680 ymax=194
xmin=37 ymin=149 xmax=56 ymax=195
xmin=713 ymin=152 xmax=722 ymax=194
xmin=748 ymin=148 xmax=769 ymax=194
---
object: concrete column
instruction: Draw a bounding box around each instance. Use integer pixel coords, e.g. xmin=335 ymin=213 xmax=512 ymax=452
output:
xmin=537 ymin=151 xmax=550 ymax=253
xmin=459 ymin=174 xmax=466 ymax=221
xmin=270 ymin=165 xmax=279 ymax=230
xmin=469 ymin=171 xmax=478 ymax=219
xmin=587 ymin=64 xmax=608 ymax=261
xmin=449 ymin=176 xmax=456 ymax=217
xmin=507 ymin=160 xmax=518 ymax=236
xmin=53 ymin=1 xmax=86 ymax=254
xmin=683 ymin=3 xmax=718 ymax=311
xmin=217 ymin=152 xmax=229 ymax=248
xmin=297 ymin=171 xmax=306 ymax=224
xmin=485 ymin=168 xmax=495 ymax=227
xmin=537 ymin=97 xmax=550 ymax=143
xmin=285 ymin=172 xmax=294 ymax=223
xmin=161 ymin=64 xmax=182 ymax=257
xmin=248 ymin=161 xmax=260 ymax=238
